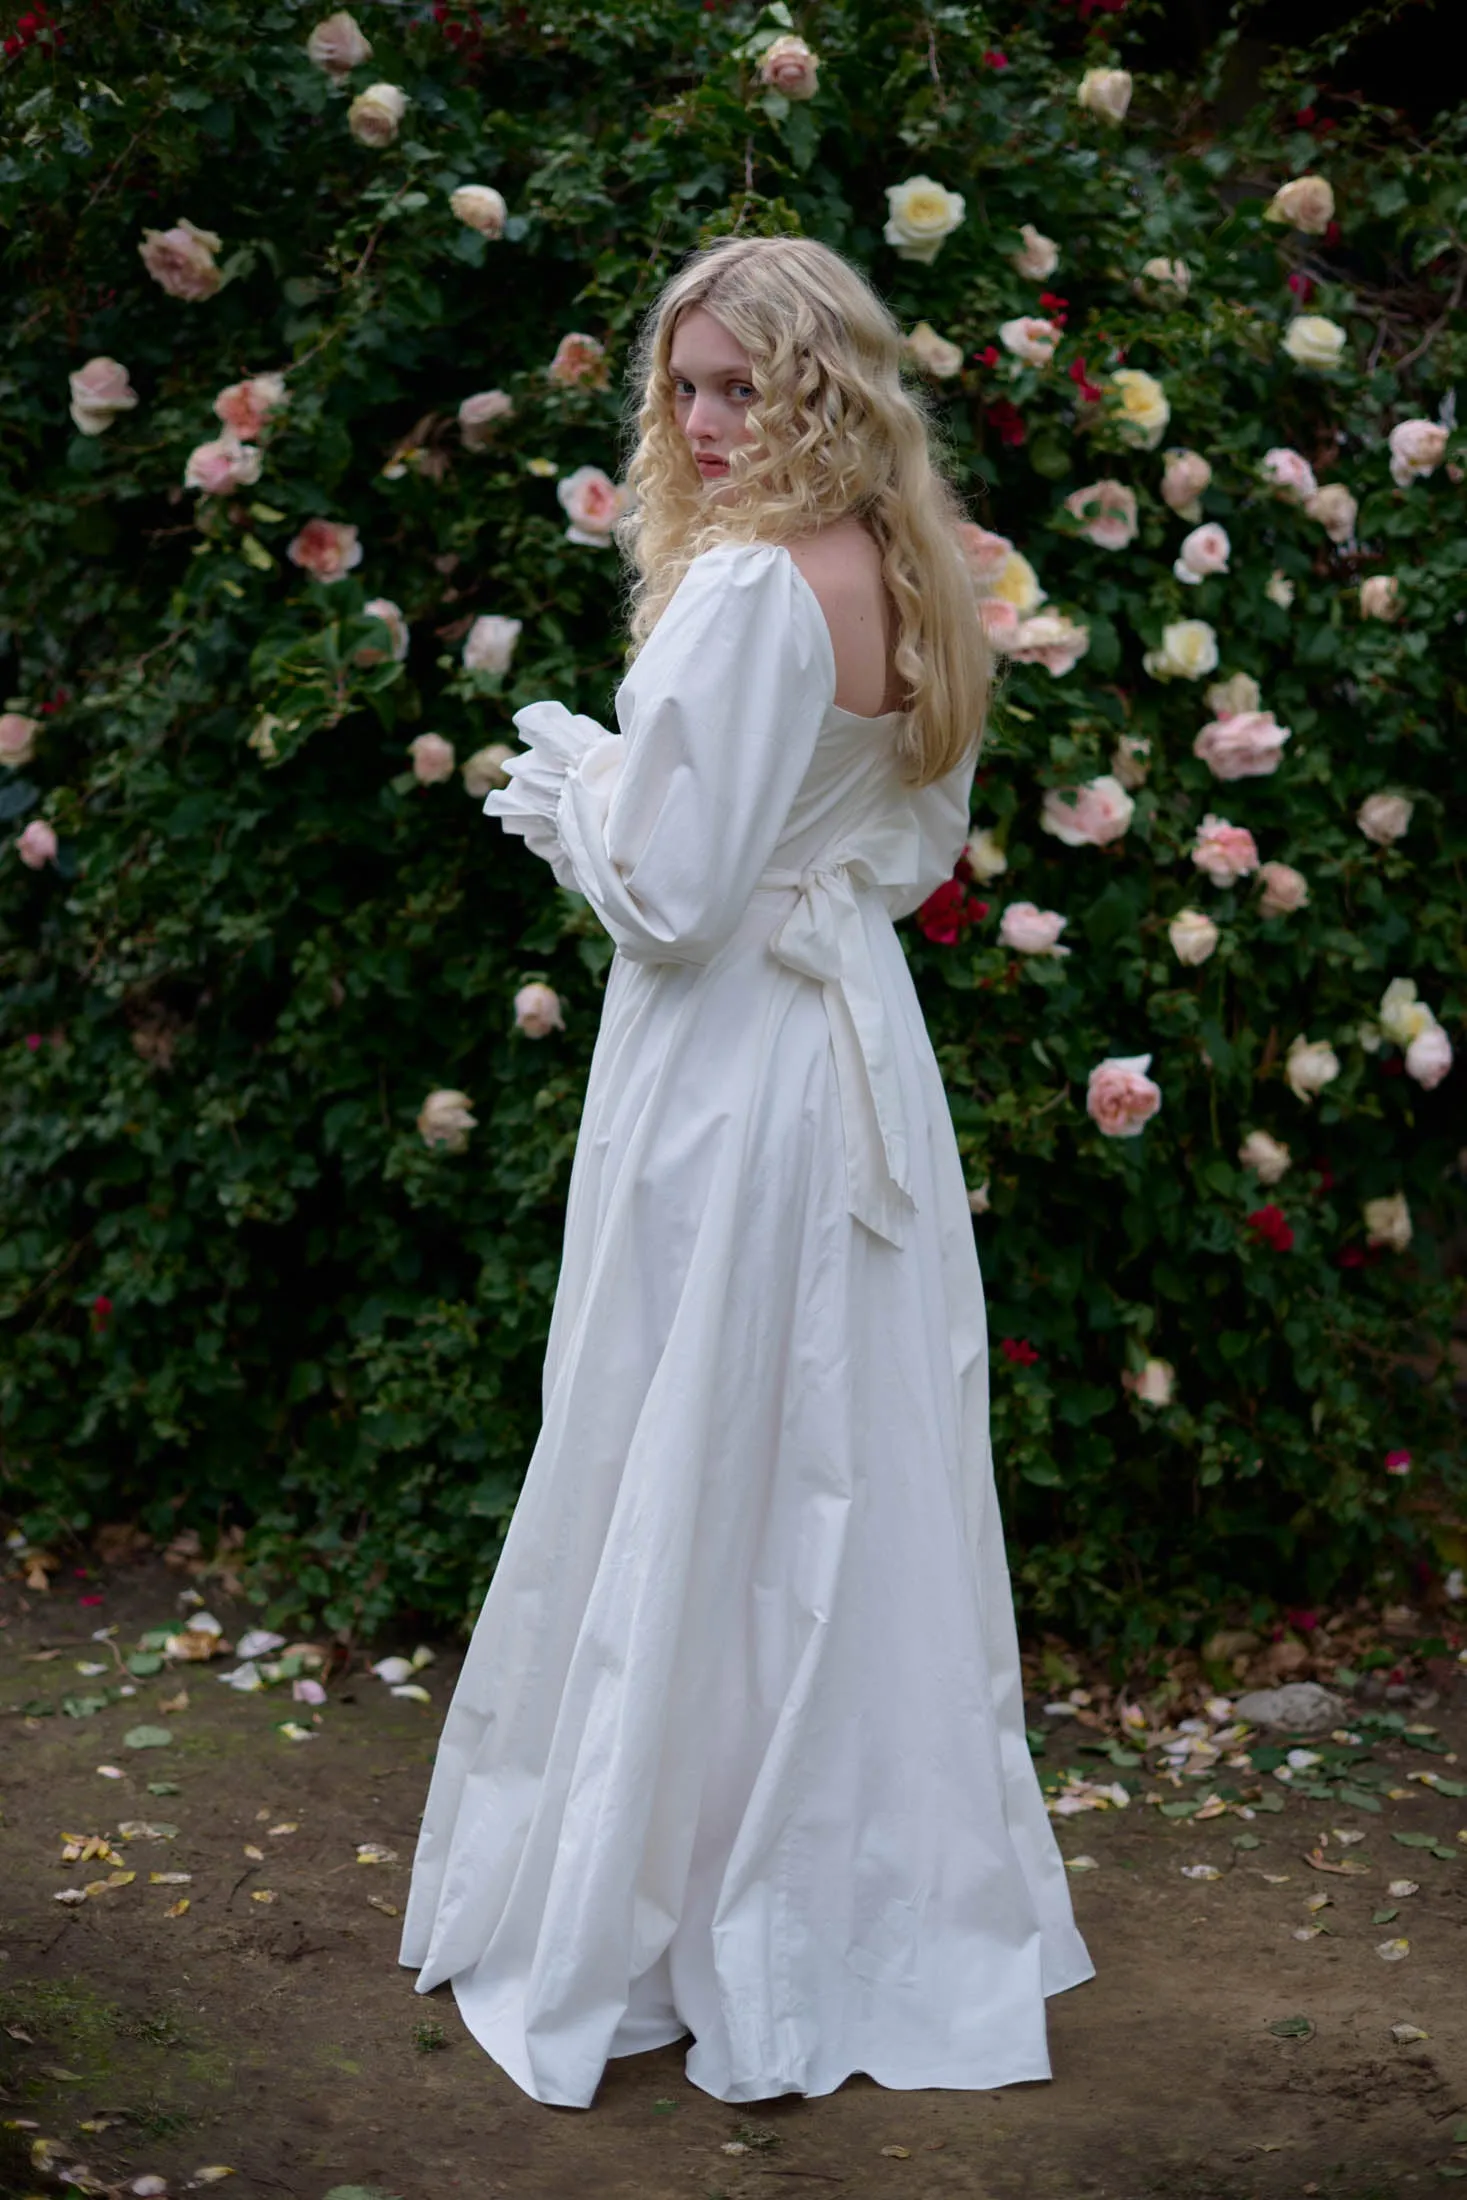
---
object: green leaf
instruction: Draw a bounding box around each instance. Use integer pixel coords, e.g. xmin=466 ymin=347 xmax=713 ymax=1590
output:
xmin=123 ymin=1725 xmax=172 ymax=1750
xmin=1391 ymin=1832 xmax=1437 ymax=1849
xmin=1268 ymin=2015 xmax=1313 ymax=2038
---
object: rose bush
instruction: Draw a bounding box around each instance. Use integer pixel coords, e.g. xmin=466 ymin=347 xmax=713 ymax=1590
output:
xmin=0 ymin=0 xmax=1462 ymax=1653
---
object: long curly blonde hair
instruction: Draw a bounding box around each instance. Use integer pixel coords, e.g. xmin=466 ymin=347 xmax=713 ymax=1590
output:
xmin=615 ymin=234 xmax=990 ymax=789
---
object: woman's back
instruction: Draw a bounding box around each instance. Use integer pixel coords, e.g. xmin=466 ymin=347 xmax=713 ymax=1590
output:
xmin=786 ymin=515 xmax=905 ymax=720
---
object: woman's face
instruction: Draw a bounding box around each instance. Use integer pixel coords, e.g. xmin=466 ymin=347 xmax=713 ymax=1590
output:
xmin=668 ymin=305 xmax=759 ymax=497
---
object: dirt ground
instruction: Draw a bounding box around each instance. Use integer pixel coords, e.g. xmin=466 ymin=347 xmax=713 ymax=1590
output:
xmin=2 ymin=1555 xmax=1466 ymax=2200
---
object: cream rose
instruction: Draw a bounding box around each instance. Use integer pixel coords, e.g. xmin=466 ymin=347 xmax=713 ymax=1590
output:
xmin=1261 ymin=447 xmax=1318 ymax=502
xmin=967 ymin=1180 xmax=991 ymax=1216
xmin=287 ymin=517 xmax=363 ymax=583
xmin=883 ymin=175 xmax=966 ymax=264
xmin=1064 ymin=479 xmax=1137 ymax=550
xmin=978 ymin=599 xmax=1019 ymax=648
xmin=347 ymin=83 xmax=407 ymax=147
xmin=462 ymin=743 xmax=516 ymax=799
xmin=184 ymin=435 xmax=262 ymax=495
xmin=556 ymin=464 xmax=623 ymax=548
xmin=463 ymin=614 xmax=522 ymax=674
xmin=954 ymin=524 xmax=1013 ymax=590
xmin=1110 ymin=734 xmax=1151 ymax=790
xmin=1086 ymin=1053 xmax=1161 ymax=1138
xmin=1040 ymin=774 xmax=1134 ymax=848
xmin=1136 ymin=256 xmax=1189 ymax=299
xmin=138 ymin=218 xmax=223 ymax=302
xmin=547 ymin=332 xmax=610 ymax=388
xmin=1357 ymin=791 xmax=1412 ymax=845
xmin=1239 ymin=1130 xmax=1291 ymax=1185
xmin=1191 ymin=814 xmax=1259 ymax=887
xmin=1304 ymin=482 xmax=1357 ymax=544
xmin=213 ymin=373 xmax=288 ymax=441
xmin=306 ymin=11 xmax=372 ymax=75
xmin=1174 ymin=522 xmax=1230 ymax=585
xmin=357 ymin=598 xmax=409 ymax=665
xmin=999 ymin=316 xmax=1062 ymax=368
xmin=759 ymin=32 xmax=820 ymax=98
xmin=1359 ymin=574 xmax=1401 ymax=620
xmin=458 ymin=389 xmax=514 ymax=449
xmin=1285 ymin=1035 xmax=1341 ymax=1103
xmin=1282 ymin=315 xmax=1347 ymax=369
xmin=68 ymin=356 xmax=139 ymax=436
xmin=1168 ymin=909 xmax=1219 ymax=965
xmin=988 ymin=548 xmax=1045 ymax=615
xmin=1160 ymin=447 xmax=1211 ymax=520
xmin=1363 ymin=1193 xmax=1411 ymax=1252
xmin=1388 ymin=418 xmax=1448 ymax=488
xmin=0 ymin=713 xmax=40 ymax=768
xmin=1011 ymin=223 xmax=1058 ymax=281
xmin=1265 ymin=569 xmax=1295 ymax=608
xmin=905 ymin=321 xmax=964 ymax=378
xmin=964 ymin=828 xmax=1007 ymax=883
xmin=1122 ymin=1358 xmax=1176 ymax=1406
xmin=417 ymin=1088 xmax=476 ymax=1151
xmin=1108 ymin=367 xmax=1170 ymax=450
xmin=1405 ymin=1023 xmax=1452 ymax=1091
xmin=1265 ymin=175 xmax=1335 ymax=234
xmin=999 ymin=902 xmax=1071 ymax=956
xmin=1256 ymin=861 xmax=1309 ymax=917
xmin=1205 ymin=672 xmax=1261 ymax=719
xmin=17 ymin=818 xmax=58 ymax=869
xmin=408 ymin=733 xmax=456 ymax=785
xmin=514 ymin=982 xmax=565 ymax=1038
xmin=1076 ymin=67 xmax=1133 ymax=122
xmin=1143 ymin=619 xmax=1218 ymax=682
xmin=1378 ymin=978 xmax=1434 ymax=1048
xmin=1192 ymin=708 xmax=1291 ymax=781
xmin=450 ymin=185 xmax=508 ymax=238
xmin=1008 ymin=612 xmax=1090 ymax=677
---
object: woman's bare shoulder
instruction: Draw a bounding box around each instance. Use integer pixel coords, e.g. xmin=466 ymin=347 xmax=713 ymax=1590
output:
xmin=783 ymin=515 xmax=882 ymax=601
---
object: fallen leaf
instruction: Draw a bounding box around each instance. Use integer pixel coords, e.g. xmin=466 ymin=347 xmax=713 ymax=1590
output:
xmin=96 ymin=1764 xmax=124 ymax=1778
xmin=276 ymin=1720 xmax=315 ymax=1741
xmin=159 ymin=1689 xmax=190 ymax=1714
xmin=1180 ymin=1863 xmax=1221 ymax=1881
xmin=356 ymin=1843 xmax=398 ymax=1865
xmin=122 ymin=1725 xmax=171 ymax=1750
xmin=38 ymin=2064 xmax=84 ymax=2082
xmin=3 ymin=2023 xmax=34 ymax=2041
xmin=190 ymin=2169 xmax=235 ymax=2184
xmin=879 ymin=2146 xmax=911 ymax=2159
xmin=1259 ymin=1872 xmax=1292 ymax=1884
xmin=243 ymin=1844 xmax=265 ymax=1861
xmin=1063 ymin=1854 xmax=1098 ymax=1871
xmin=366 ymin=1895 xmax=399 ymax=1917
xmin=249 ymin=1889 xmax=278 ymax=1904
xmin=53 ymin=1888 xmax=87 ymax=1904
xmin=1371 ymin=1907 xmax=1399 ymax=1925
xmin=1330 ymin=1828 xmax=1366 ymax=1845
xmin=1375 ymin=1937 xmax=1410 ymax=1961
xmin=1268 ymin=2015 xmax=1314 ymax=2039
xmin=268 ymin=1821 xmax=298 ymax=1837
xmin=118 ymin=1821 xmax=178 ymax=1841
xmin=1304 ymin=1848 xmax=1370 ymax=1876
xmin=389 ymin=1683 xmax=432 ymax=1704
xmin=149 ymin=1871 xmax=192 ymax=1885
xmin=1303 ymin=1893 xmax=1331 ymax=1913
xmin=1292 ymin=1925 xmax=1324 ymax=1941
xmin=165 ymin=1897 xmax=190 ymax=1917
xmin=106 ymin=1869 xmax=136 ymax=1887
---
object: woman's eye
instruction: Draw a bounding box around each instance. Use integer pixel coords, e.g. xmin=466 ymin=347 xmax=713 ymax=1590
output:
xmin=731 ymin=383 xmax=754 ymax=400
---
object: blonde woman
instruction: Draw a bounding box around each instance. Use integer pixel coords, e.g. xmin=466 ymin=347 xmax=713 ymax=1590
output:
xmin=399 ymin=234 xmax=1094 ymax=2107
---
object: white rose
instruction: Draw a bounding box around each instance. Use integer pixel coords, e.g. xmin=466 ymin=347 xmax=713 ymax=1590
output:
xmin=1205 ymin=672 xmax=1261 ymax=719
xmin=450 ymin=185 xmax=507 ymax=238
xmin=1265 ymin=569 xmax=1295 ymax=608
xmin=1076 ymin=67 xmax=1132 ymax=121
xmin=967 ymin=1179 xmax=991 ymax=1215
xmin=1011 ymin=223 xmax=1058 ymax=280
xmin=883 ymin=175 xmax=966 ymax=264
xmin=964 ymin=828 xmax=1007 ymax=882
xmin=408 ymin=733 xmax=456 ymax=785
xmin=458 ymin=389 xmax=514 ymax=450
xmin=1124 ymin=1358 xmax=1175 ymax=1407
xmin=1303 ymin=482 xmax=1357 ymax=544
xmin=417 ymin=1088 xmax=476 ymax=1152
xmin=758 ymin=33 xmax=820 ymax=99
xmin=999 ymin=316 xmax=1062 ymax=367
xmin=306 ymin=10 xmax=372 ymax=76
xmin=1143 ymin=619 xmax=1219 ymax=681
xmin=1169 ymin=909 xmax=1220 ymax=965
xmin=1363 ymin=1194 xmax=1411 ymax=1252
xmin=1110 ymin=734 xmax=1150 ymax=790
xmin=1405 ymin=1023 xmax=1452 ymax=1091
xmin=904 ymin=320 xmax=964 ymax=378
xmin=1357 ymin=791 xmax=1412 ymax=845
xmin=1239 ymin=1130 xmax=1291 ymax=1185
xmin=1265 ymin=175 xmax=1335 ymax=234
xmin=514 ymin=982 xmax=565 ymax=1038
xmin=347 ymin=82 xmax=407 ymax=147
xmin=1282 ymin=315 xmax=1347 ymax=370
xmin=1377 ymin=978 xmax=1434 ymax=1049
xmin=462 ymin=742 xmax=516 ymax=798
xmin=1161 ymin=447 xmax=1211 ymax=519
xmin=998 ymin=902 xmax=1071 ymax=957
xmin=1174 ymin=522 xmax=1230 ymax=585
xmin=1285 ymin=1035 xmax=1341 ymax=1103
xmin=1108 ymin=368 xmax=1170 ymax=449
xmin=1135 ymin=256 xmax=1189 ymax=299
xmin=1359 ymin=574 xmax=1400 ymax=620
xmin=68 ymin=356 xmax=140 ymax=436
xmin=1008 ymin=612 xmax=1090 ymax=678
xmin=1388 ymin=418 xmax=1448 ymax=488
xmin=463 ymin=614 xmax=522 ymax=674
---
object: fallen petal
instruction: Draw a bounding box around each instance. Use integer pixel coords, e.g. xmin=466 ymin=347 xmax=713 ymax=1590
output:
xmin=236 ymin=1630 xmax=285 ymax=1659
xmin=389 ymin=1683 xmax=432 ymax=1704
xmin=1387 ymin=1879 xmax=1420 ymax=1898
xmin=1390 ymin=2022 xmax=1429 ymax=2043
xmin=371 ymin=1656 xmax=415 ymax=1685
xmin=1375 ymin=1937 xmax=1410 ymax=1961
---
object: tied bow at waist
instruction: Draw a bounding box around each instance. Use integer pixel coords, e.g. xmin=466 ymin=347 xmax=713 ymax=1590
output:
xmin=754 ymin=855 xmax=915 ymax=1250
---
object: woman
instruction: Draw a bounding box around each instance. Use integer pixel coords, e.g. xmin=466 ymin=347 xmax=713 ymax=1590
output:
xmin=398 ymin=233 xmax=1094 ymax=2109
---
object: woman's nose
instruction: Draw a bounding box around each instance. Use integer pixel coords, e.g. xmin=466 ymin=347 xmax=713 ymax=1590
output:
xmin=685 ymin=391 xmax=720 ymax=440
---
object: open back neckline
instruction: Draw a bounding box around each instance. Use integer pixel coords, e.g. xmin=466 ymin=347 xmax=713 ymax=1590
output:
xmin=777 ymin=545 xmax=910 ymax=727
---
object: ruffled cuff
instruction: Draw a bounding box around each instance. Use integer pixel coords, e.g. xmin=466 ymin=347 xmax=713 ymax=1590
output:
xmin=482 ymin=700 xmax=622 ymax=893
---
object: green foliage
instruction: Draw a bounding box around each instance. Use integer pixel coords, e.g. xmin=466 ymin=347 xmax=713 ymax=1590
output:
xmin=1 ymin=0 xmax=1463 ymax=1649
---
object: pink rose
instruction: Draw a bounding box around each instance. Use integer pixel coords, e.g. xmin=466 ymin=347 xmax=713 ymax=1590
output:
xmin=998 ymin=315 xmax=1062 ymax=367
xmin=1086 ymin=1053 xmax=1162 ymax=1139
xmin=0 ymin=713 xmax=40 ymax=768
xmin=758 ymin=32 xmax=820 ymax=98
xmin=1122 ymin=1358 xmax=1175 ymax=1405
xmin=1405 ymin=1023 xmax=1452 ymax=1090
xmin=1192 ymin=708 xmax=1291 ymax=781
xmin=287 ymin=517 xmax=363 ymax=583
xmin=1008 ymin=612 xmax=1090 ymax=677
xmin=1303 ymin=482 xmax=1357 ymax=544
xmin=1356 ymin=791 xmax=1412 ymax=845
xmin=450 ymin=185 xmax=508 ymax=237
xmin=138 ymin=218 xmax=223 ymax=302
xmin=1174 ymin=522 xmax=1230 ymax=585
xmin=17 ymin=819 xmax=58 ymax=869
xmin=407 ymin=734 xmax=456 ymax=785
xmin=514 ymin=982 xmax=565 ymax=1037
xmin=1064 ymin=479 xmax=1138 ymax=550
xmin=1161 ymin=448 xmax=1211 ymax=519
xmin=462 ymin=615 xmax=522 ymax=673
xmin=1256 ymin=861 xmax=1309 ymax=916
xmin=1261 ymin=447 xmax=1318 ymax=502
xmin=1011 ymin=223 xmax=1059 ymax=281
xmin=1191 ymin=814 xmax=1259 ymax=886
xmin=955 ymin=523 xmax=1014 ymax=589
xmin=547 ymin=332 xmax=609 ymax=389
xmin=356 ymin=598 xmax=410 ymax=665
xmin=1388 ymin=418 xmax=1448 ymax=488
xmin=1359 ymin=574 xmax=1400 ymax=621
xmin=68 ymin=356 xmax=139 ymax=436
xmin=305 ymin=10 xmax=372 ymax=75
xmin=556 ymin=464 xmax=623 ymax=548
xmin=213 ymin=373 xmax=288 ymax=441
xmin=184 ymin=435 xmax=263 ymax=495
xmin=1040 ymin=774 xmax=1134 ymax=847
xmin=999 ymin=902 xmax=1071 ymax=956
xmin=978 ymin=598 xmax=1020 ymax=646
xmin=458 ymin=389 xmax=514 ymax=450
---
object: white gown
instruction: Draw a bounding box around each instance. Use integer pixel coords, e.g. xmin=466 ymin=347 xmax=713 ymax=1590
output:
xmin=397 ymin=539 xmax=1094 ymax=2108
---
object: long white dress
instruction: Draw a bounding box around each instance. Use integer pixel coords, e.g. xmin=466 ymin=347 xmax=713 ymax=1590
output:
xmin=397 ymin=539 xmax=1094 ymax=2109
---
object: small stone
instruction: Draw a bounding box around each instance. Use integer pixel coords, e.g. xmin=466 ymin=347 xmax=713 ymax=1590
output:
xmin=1233 ymin=1683 xmax=1348 ymax=1734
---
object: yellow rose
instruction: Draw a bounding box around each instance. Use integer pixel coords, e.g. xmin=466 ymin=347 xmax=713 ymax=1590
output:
xmin=989 ymin=550 xmax=1045 ymax=616
xmin=1108 ymin=367 xmax=1170 ymax=449
xmin=883 ymin=175 xmax=966 ymax=265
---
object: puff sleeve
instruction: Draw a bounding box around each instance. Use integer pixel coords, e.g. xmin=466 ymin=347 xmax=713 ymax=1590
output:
xmin=487 ymin=542 xmax=836 ymax=965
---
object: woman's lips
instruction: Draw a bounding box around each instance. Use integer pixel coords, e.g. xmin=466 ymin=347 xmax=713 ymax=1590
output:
xmin=696 ymin=455 xmax=728 ymax=472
